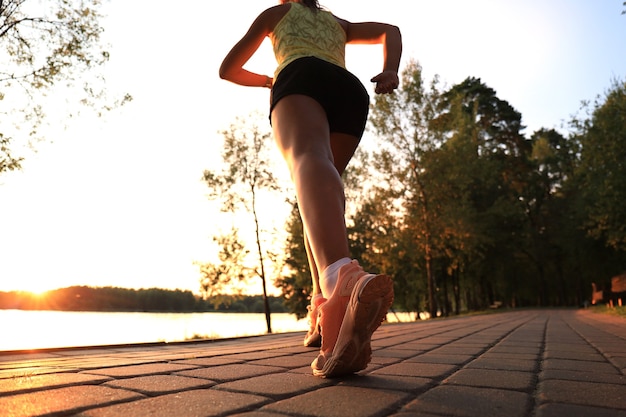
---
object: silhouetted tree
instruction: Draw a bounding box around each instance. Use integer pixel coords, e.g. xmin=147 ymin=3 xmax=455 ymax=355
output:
xmin=0 ymin=0 xmax=131 ymax=174
xmin=201 ymin=113 xmax=282 ymax=333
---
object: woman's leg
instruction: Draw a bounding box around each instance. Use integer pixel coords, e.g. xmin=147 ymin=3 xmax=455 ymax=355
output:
xmin=305 ymin=131 xmax=360 ymax=296
xmin=304 ymin=230 xmax=321 ymax=295
xmin=271 ymin=94 xmax=351 ymax=276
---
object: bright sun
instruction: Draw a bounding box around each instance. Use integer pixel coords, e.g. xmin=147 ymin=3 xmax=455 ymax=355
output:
xmin=17 ymin=281 xmax=53 ymax=297
xmin=28 ymin=288 xmax=50 ymax=297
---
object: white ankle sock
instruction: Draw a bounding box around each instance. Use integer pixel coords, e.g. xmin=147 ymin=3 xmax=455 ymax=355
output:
xmin=320 ymin=257 xmax=351 ymax=298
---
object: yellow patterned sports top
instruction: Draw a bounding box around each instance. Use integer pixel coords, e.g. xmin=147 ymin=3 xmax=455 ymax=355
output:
xmin=270 ymin=3 xmax=346 ymax=78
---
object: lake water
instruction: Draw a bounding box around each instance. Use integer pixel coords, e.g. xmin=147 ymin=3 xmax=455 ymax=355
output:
xmin=0 ymin=310 xmax=309 ymax=352
xmin=1 ymin=309 xmax=417 ymax=352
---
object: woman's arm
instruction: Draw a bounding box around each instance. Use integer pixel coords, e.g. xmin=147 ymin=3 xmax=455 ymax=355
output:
xmin=219 ymin=6 xmax=284 ymax=88
xmin=341 ymin=21 xmax=403 ymax=94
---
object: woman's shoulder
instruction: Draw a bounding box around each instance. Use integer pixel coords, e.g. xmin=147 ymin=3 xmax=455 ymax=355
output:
xmin=259 ymin=3 xmax=292 ymax=29
xmin=331 ymin=13 xmax=349 ymax=33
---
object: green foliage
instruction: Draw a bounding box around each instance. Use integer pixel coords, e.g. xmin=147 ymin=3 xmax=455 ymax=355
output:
xmin=1 ymin=0 xmax=107 ymax=88
xmin=274 ymin=201 xmax=312 ymax=319
xmin=0 ymin=133 xmax=21 ymax=172
xmin=574 ymin=80 xmax=626 ymax=251
xmin=202 ymin=294 xmax=289 ymax=313
xmin=200 ymin=113 xmax=284 ymax=333
xmin=198 ymin=228 xmax=249 ymax=298
xmin=367 ymin=60 xmax=442 ymax=317
xmin=203 ymin=114 xmax=280 ymax=213
xmin=277 ymin=61 xmax=626 ymax=318
xmin=0 ymin=0 xmax=130 ymax=174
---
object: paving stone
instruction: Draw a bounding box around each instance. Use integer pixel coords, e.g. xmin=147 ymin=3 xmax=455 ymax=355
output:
xmin=2 ymin=310 xmax=625 ymax=417
xmin=592 ymin=340 xmax=626 ymax=351
xmin=500 ymin=344 xmax=543 ymax=352
xmin=543 ymin=350 xmax=607 ymax=362
xmin=214 ymin=371 xmax=331 ymax=399
xmin=375 ymin=348 xmax=424 ymax=359
xmin=609 ymin=356 xmax=626 ymax=370
xmin=0 ymin=353 xmax=59 ymax=363
xmin=391 ymin=343 xmax=441 ymax=352
xmin=543 ymin=343 xmax=597 ymax=353
xmin=77 ymin=389 xmax=270 ymax=417
xmin=274 ymin=343 xmax=309 ymax=353
xmin=0 ymin=366 xmax=81 ymax=379
xmin=405 ymin=354 xmax=474 ymax=365
xmin=58 ymin=357 xmax=158 ymax=369
xmin=0 ymin=385 xmax=143 ymax=416
xmin=444 ymin=342 xmax=493 ymax=349
xmin=538 ymin=380 xmax=626 ymax=410
xmin=224 ymin=351 xmax=293 ymax=361
xmin=175 ymin=364 xmax=285 ymax=382
xmin=429 ymin=346 xmax=488 ymax=356
xmin=536 ymin=403 xmax=626 ymax=417
xmin=248 ymin=353 xmax=315 ymax=368
xmin=0 ymin=371 xmax=111 ymax=395
xmin=371 ymin=336 xmax=416 ymax=348
xmin=373 ymin=362 xmax=458 ymax=379
xmin=492 ymin=332 xmax=542 ymax=344
xmin=81 ymin=362 xmax=199 ymax=377
xmin=103 ymin=374 xmax=215 ymax=395
xmin=230 ymin=412 xmax=291 ymax=417
xmin=262 ymin=386 xmax=410 ymax=417
xmin=388 ymin=412 xmax=452 ymax=417
xmin=466 ymin=357 xmax=538 ymax=372
xmin=402 ymin=385 xmax=531 ymax=417
xmin=339 ymin=374 xmax=433 ymax=393
xmin=542 ymin=358 xmax=619 ymax=374
xmin=171 ymin=357 xmax=245 ymax=367
xmin=1 ymin=356 xmax=121 ymax=369
xmin=540 ymin=369 xmax=626 ymax=385
xmin=369 ymin=355 xmax=404 ymax=366
xmin=444 ymin=368 xmax=535 ymax=391
xmin=478 ymin=352 xmax=539 ymax=361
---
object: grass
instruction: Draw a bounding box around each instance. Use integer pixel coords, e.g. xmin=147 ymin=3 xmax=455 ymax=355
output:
xmin=589 ymin=304 xmax=626 ymax=318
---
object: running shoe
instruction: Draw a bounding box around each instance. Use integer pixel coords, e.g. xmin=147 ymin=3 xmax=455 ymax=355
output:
xmin=311 ymin=260 xmax=393 ymax=378
xmin=303 ymin=295 xmax=325 ymax=347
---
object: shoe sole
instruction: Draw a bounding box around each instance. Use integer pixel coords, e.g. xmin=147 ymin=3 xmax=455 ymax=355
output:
xmin=313 ymin=274 xmax=393 ymax=378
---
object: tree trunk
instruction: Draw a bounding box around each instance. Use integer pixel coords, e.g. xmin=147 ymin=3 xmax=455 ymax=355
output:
xmin=252 ymin=191 xmax=272 ymax=333
xmin=453 ymin=268 xmax=461 ymax=315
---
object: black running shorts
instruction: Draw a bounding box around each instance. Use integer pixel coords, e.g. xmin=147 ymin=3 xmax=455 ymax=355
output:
xmin=270 ymin=57 xmax=370 ymax=138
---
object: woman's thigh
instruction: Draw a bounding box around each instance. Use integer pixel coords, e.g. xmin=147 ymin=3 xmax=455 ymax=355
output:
xmin=270 ymin=94 xmax=333 ymax=170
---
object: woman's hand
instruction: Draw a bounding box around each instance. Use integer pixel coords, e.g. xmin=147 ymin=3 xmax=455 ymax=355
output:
xmin=371 ymin=70 xmax=399 ymax=94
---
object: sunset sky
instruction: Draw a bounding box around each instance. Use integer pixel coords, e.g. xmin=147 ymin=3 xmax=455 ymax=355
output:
xmin=1 ymin=0 xmax=625 ymax=296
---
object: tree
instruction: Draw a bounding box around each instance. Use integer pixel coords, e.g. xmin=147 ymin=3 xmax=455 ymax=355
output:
xmin=198 ymin=228 xmax=250 ymax=309
xmin=274 ymin=200 xmax=311 ymax=319
xmin=434 ymin=77 xmax=536 ymax=308
xmin=369 ymin=59 xmax=443 ymax=318
xmin=574 ymin=80 xmax=626 ymax=252
xmin=1 ymin=0 xmax=130 ymax=174
xmin=201 ymin=114 xmax=282 ymax=333
xmin=370 ymin=62 xmax=547 ymax=314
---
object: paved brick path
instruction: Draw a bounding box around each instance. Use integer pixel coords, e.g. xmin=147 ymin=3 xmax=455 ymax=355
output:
xmin=1 ymin=309 xmax=625 ymax=417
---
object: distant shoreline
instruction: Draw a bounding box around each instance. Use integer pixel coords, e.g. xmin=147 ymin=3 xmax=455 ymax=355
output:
xmin=0 ymin=286 xmax=288 ymax=314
